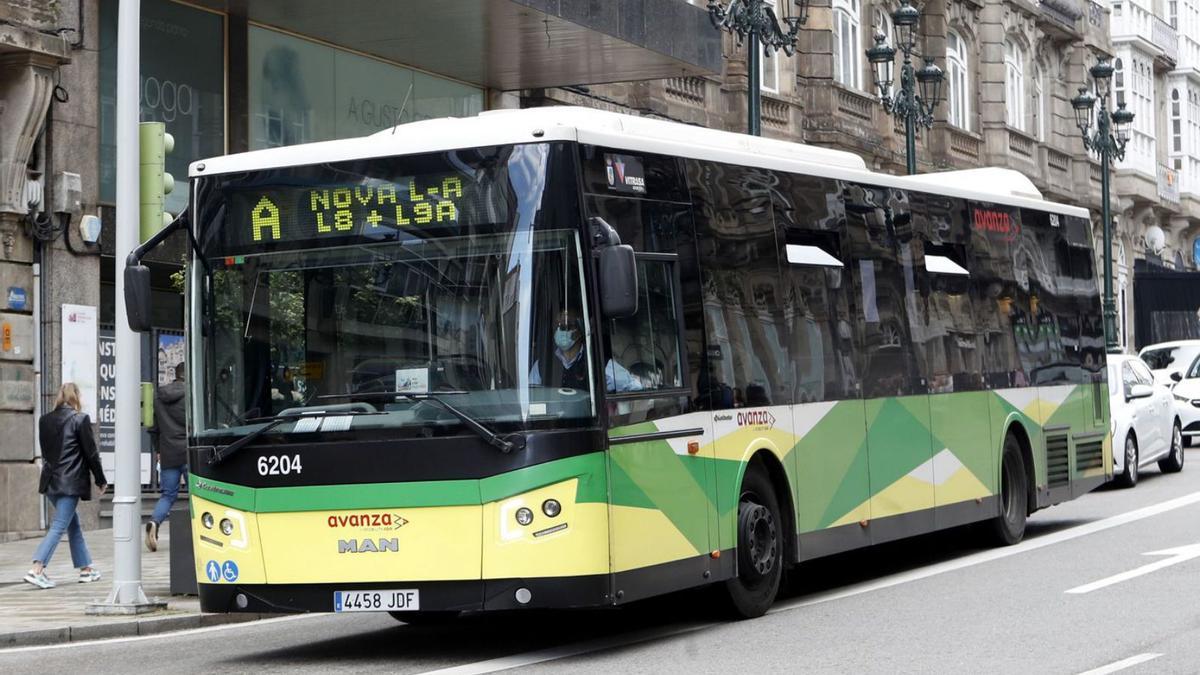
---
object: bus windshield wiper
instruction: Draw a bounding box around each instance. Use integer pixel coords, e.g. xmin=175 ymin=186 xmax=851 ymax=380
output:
xmin=210 ymin=409 xmax=382 ymax=465
xmin=317 ymin=392 xmax=526 ymax=453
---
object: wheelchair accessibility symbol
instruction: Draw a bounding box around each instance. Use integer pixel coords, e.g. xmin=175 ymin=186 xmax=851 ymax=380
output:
xmin=221 ymin=560 xmax=239 ymax=582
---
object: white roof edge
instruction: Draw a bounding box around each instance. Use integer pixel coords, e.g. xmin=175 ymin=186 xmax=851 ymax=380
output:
xmin=189 ymin=107 xmax=1087 ymax=218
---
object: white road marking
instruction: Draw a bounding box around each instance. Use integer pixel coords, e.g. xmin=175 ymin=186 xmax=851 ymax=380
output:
xmin=0 ymin=613 xmax=322 ymax=655
xmin=1076 ymin=653 xmax=1162 ymax=675
xmin=416 ymin=490 xmax=1200 ymax=675
xmin=777 ymin=490 xmax=1200 ymax=611
xmin=1067 ymin=542 xmax=1200 ymax=594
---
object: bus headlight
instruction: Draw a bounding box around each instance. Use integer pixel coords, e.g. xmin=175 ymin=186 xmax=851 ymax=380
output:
xmin=542 ymin=499 xmax=561 ymax=518
xmin=201 ymin=512 xmax=214 ymax=529
xmin=515 ymin=508 xmax=534 ymax=526
xmin=220 ymin=518 xmax=234 ymax=536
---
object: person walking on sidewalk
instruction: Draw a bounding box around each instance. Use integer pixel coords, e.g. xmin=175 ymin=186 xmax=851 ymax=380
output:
xmin=146 ymin=362 xmax=187 ymax=552
xmin=24 ymin=383 xmax=108 ymax=589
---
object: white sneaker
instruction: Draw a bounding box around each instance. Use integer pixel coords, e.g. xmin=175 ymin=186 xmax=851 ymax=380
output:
xmin=23 ymin=571 xmax=55 ymax=589
xmin=79 ymin=568 xmax=101 ymax=583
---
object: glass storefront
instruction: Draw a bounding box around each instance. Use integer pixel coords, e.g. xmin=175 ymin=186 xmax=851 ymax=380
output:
xmin=99 ymin=0 xmax=225 ymax=215
xmin=247 ymin=26 xmax=483 ymax=149
xmin=100 ymin=0 xmax=486 ymax=212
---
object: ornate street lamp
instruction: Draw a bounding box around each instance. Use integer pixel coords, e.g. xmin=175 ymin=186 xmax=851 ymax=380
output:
xmin=865 ymin=0 xmax=943 ymax=175
xmin=708 ymin=0 xmax=810 ymax=136
xmin=1072 ymin=58 xmax=1135 ymax=353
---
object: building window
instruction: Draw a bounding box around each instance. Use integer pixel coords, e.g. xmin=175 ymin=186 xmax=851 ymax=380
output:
xmin=1170 ymin=0 xmax=1178 ymax=27
xmin=1173 ymin=88 xmax=1183 ymax=154
xmin=946 ymin=30 xmax=970 ymax=130
xmin=761 ymin=0 xmax=780 ymax=93
xmin=833 ymin=0 xmax=863 ymax=90
xmin=1032 ymin=64 xmax=1045 ymax=141
xmin=1114 ymin=57 xmax=1125 ymax=107
xmin=1004 ymin=39 xmax=1026 ymax=131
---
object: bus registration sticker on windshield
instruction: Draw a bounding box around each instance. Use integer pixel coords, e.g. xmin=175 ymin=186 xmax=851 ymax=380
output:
xmin=334 ymin=590 xmax=419 ymax=612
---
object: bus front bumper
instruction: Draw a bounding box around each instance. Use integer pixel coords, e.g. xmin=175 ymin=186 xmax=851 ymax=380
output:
xmin=198 ymin=575 xmax=611 ymax=614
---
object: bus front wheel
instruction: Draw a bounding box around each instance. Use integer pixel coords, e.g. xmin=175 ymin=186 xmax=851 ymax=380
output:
xmin=722 ymin=463 xmax=783 ymax=619
xmin=990 ymin=436 xmax=1029 ymax=545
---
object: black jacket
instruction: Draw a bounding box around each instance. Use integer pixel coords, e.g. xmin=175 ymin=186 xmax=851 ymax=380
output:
xmin=153 ymin=380 xmax=188 ymax=468
xmin=38 ymin=405 xmax=106 ymax=499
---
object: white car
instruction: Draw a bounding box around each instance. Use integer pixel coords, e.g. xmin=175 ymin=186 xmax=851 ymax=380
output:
xmin=1165 ymin=353 xmax=1200 ymax=447
xmin=1139 ymin=340 xmax=1200 ymax=387
xmin=1107 ymin=354 xmax=1185 ymax=487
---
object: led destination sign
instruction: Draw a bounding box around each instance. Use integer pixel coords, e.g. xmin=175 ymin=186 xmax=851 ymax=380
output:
xmin=226 ymin=172 xmax=503 ymax=251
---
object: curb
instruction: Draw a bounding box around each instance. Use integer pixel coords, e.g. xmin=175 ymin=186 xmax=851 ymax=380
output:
xmin=0 ymin=611 xmax=281 ymax=648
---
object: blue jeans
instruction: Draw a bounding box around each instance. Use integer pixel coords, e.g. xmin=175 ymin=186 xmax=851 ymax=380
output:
xmin=32 ymin=494 xmax=92 ymax=569
xmin=151 ymin=464 xmax=188 ymax=526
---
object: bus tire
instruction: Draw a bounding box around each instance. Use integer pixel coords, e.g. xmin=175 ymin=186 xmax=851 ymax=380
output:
xmin=990 ymin=435 xmax=1028 ymax=546
xmin=389 ymin=610 xmax=460 ymax=625
xmin=1159 ymin=421 xmax=1185 ymax=474
xmin=1116 ymin=433 xmax=1139 ymax=488
xmin=721 ymin=462 xmax=783 ymax=619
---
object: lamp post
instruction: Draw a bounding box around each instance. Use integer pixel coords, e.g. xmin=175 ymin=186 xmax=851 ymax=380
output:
xmin=865 ymin=0 xmax=943 ymax=175
xmin=1071 ymin=59 xmax=1135 ymax=353
xmin=708 ymin=0 xmax=810 ymax=136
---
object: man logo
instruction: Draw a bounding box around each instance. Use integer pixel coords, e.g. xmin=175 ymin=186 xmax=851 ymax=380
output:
xmin=338 ymin=538 xmax=399 ymax=553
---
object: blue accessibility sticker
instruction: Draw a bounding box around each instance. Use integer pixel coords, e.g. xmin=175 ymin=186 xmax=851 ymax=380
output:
xmin=221 ymin=560 xmax=239 ymax=582
xmin=205 ymin=560 xmax=221 ymax=583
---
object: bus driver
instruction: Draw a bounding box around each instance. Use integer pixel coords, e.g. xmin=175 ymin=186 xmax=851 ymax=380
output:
xmin=530 ymin=310 xmax=643 ymax=393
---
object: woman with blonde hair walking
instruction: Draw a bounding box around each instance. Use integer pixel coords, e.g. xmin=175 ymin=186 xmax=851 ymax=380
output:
xmin=24 ymin=383 xmax=108 ymax=589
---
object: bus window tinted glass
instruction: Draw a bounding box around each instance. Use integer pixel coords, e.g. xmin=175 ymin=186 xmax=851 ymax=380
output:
xmin=689 ymin=161 xmax=790 ymax=407
xmin=844 ymin=183 xmax=923 ymax=398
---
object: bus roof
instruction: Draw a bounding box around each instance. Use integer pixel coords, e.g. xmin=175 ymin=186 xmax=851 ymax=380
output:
xmin=191 ymin=106 xmax=1089 ymax=218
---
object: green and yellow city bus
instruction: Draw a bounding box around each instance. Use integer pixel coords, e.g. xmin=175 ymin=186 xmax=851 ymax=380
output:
xmin=126 ymin=107 xmax=1110 ymax=620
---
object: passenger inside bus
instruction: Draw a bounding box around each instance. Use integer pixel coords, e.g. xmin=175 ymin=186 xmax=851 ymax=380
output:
xmin=529 ymin=309 xmax=643 ymax=393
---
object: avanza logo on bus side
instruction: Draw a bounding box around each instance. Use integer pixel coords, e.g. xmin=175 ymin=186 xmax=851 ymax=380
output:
xmin=972 ymin=208 xmax=1021 ymax=242
xmin=736 ymin=410 xmax=776 ymax=427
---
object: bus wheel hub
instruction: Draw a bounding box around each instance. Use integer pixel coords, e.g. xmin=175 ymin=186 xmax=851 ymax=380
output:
xmin=739 ymin=502 xmax=777 ymax=577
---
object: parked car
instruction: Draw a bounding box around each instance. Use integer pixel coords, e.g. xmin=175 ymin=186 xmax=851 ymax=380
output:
xmin=1139 ymin=340 xmax=1200 ymax=387
xmin=1165 ymin=353 xmax=1200 ymax=447
xmin=1107 ymin=354 xmax=1185 ymax=488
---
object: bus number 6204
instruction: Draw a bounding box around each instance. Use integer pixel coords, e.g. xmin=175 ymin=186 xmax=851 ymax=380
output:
xmin=258 ymin=454 xmax=302 ymax=476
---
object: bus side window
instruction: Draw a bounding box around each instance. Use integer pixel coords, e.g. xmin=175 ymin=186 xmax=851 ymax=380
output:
xmin=690 ymin=162 xmax=791 ymax=410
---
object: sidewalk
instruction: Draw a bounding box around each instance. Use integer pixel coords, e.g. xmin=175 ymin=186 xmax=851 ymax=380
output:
xmin=0 ymin=522 xmax=269 ymax=647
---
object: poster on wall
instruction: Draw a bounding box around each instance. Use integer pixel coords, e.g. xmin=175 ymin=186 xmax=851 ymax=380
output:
xmin=97 ymin=328 xmax=115 ymax=452
xmin=61 ymin=304 xmax=98 ymax=418
xmin=157 ymin=332 xmax=185 ymax=385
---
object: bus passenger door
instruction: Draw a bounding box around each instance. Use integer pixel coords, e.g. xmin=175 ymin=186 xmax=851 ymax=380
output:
xmin=779 ymin=216 xmax=872 ymax=560
xmin=846 ymin=186 xmax=935 ymax=544
xmin=587 ymin=186 xmax=717 ymax=603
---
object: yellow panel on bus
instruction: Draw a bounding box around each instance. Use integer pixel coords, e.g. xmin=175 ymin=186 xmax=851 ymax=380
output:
xmin=257 ymin=505 xmax=482 ymax=583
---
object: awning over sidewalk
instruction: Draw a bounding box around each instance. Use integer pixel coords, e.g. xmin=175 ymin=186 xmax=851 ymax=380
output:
xmin=205 ymin=0 xmax=722 ymax=89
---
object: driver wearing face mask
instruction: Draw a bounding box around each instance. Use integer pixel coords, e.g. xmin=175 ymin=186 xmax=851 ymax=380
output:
xmin=530 ymin=310 xmax=643 ymax=393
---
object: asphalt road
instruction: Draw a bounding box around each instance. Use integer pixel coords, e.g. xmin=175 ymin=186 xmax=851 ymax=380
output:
xmin=5 ymin=454 xmax=1200 ymax=675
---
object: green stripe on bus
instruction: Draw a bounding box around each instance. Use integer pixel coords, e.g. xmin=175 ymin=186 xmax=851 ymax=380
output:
xmin=255 ymin=480 xmax=481 ymax=512
xmin=190 ymin=453 xmax=608 ymax=513
xmin=189 ymin=474 xmax=255 ymax=511
xmin=479 ymin=452 xmax=608 ymax=504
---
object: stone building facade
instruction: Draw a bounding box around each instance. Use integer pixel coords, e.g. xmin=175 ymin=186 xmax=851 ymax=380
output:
xmin=534 ymin=0 xmax=1198 ymax=351
xmin=0 ymin=0 xmax=102 ymax=536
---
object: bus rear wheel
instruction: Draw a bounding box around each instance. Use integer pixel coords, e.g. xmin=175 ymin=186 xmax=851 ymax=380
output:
xmin=721 ymin=463 xmax=782 ymax=619
xmin=990 ymin=435 xmax=1028 ymax=546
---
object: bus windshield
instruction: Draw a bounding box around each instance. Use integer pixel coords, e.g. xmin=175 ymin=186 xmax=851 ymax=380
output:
xmin=188 ymin=143 xmax=596 ymax=440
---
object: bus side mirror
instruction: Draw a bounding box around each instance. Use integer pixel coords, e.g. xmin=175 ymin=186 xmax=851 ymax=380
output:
xmin=1171 ymin=371 xmax=1183 ymax=383
xmin=124 ymin=264 xmax=153 ymax=333
xmin=599 ymin=244 xmax=638 ymax=318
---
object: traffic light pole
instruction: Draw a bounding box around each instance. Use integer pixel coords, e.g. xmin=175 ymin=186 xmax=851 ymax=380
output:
xmin=87 ymin=0 xmax=162 ymax=615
